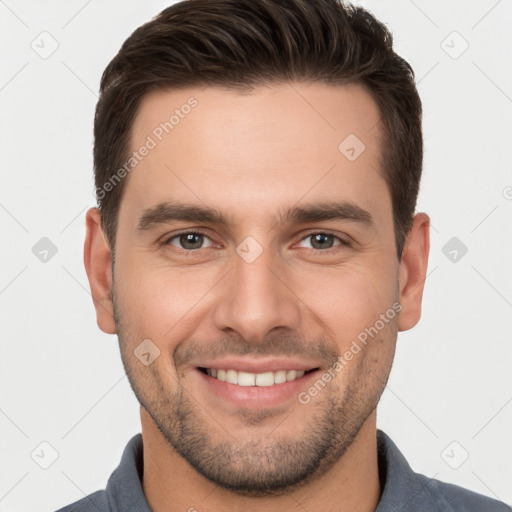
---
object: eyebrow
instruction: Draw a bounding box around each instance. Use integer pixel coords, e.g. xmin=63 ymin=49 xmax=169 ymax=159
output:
xmin=137 ymin=200 xmax=375 ymax=231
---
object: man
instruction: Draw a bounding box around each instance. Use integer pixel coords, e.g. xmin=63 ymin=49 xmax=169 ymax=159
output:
xmin=57 ymin=0 xmax=511 ymax=510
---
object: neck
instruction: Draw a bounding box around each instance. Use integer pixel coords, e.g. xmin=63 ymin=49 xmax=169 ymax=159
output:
xmin=141 ymin=407 xmax=381 ymax=512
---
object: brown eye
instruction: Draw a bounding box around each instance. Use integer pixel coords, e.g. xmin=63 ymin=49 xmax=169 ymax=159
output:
xmin=164 ymin=232 xmax=213 ymax=250
xmin=298 ymin=232 xmax=348 ymax=251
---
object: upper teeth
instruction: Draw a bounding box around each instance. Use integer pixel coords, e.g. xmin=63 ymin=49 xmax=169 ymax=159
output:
xmin=206 ymin=368 xmax=305 ymax=386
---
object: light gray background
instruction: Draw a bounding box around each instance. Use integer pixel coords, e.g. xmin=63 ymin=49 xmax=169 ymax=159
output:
xmin=1 ymin=0 xmax=511 ymax=510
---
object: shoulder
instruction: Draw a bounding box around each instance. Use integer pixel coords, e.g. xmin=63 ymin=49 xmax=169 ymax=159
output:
xmin=53 ymin=433 xmax=146 ymax=512
xmin=414 ymin=472 xmax=511 ymax=511
xmin=376 ymin=430 xmax=511 ymax=512
xmin=53 ymin=490 xmax=108 ymax=512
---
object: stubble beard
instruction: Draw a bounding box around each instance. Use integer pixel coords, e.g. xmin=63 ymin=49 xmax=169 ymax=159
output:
xmin=113 ymin=293 xmax=394 ymax=496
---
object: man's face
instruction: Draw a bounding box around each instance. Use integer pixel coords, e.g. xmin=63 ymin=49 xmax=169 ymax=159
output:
xmin=109 ymin=82 xmax=403 ymax=495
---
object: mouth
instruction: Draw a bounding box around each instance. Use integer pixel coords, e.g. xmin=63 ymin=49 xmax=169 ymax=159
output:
xmin=198 ymin=367 xmax=319 ymax=387
xmin=193 ymin=357 xmax=325 ymax=408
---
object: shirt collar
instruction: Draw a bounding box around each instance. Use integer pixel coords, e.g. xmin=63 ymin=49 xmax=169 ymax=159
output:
xmin=105 ymin=432 xmax=151 ymax=511
xmin=375 ymin=429 xmax=437 ymax=511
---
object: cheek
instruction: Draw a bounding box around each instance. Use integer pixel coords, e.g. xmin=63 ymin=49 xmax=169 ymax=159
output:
xmin=298 ymin=264 xmax=397 ymax=342
xmin=115 ymin=258 xmax=221 ymax=340
xmin=115 ymin=243 xmax=398 ymax=352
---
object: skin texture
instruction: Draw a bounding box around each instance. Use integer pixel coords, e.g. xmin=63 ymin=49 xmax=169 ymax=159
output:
xmin=84 ymin=82 xmax=430 ymax=512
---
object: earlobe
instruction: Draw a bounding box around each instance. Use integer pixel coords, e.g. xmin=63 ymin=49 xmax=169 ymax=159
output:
xmin=397 ymin=213 xmax=430 ymax=332
xmin=83 ymin=207 xmax=117 ymax=334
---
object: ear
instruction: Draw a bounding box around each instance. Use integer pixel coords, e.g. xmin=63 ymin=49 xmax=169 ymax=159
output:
xmin=83 ymin=207 xmax=116 ymax=334
xmin=397 ymin=213 xmax=430 ymax=332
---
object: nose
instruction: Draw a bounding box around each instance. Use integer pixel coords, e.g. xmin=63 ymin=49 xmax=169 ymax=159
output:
xmin=213 ymin=244 xmax=302 ymax=344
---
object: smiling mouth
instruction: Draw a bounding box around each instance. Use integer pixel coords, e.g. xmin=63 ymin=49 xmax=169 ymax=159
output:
xmin=198 ymin=367 xmax=319 ymax=387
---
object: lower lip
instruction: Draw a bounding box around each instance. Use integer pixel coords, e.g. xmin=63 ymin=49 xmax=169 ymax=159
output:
xmin=195 ymin=368 xmax=320 ymax=408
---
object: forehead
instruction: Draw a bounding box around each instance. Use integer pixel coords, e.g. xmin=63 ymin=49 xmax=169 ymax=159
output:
xmin=122 ymin=82 xmax=389 ymax=229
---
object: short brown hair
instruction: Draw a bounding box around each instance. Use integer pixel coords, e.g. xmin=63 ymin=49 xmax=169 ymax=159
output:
xmin=94 ymin=0 xmax=422 ymax=259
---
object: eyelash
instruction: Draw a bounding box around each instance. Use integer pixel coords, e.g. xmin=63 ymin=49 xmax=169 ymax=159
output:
xmin=161 ymin=229 xmax=351 ymax=253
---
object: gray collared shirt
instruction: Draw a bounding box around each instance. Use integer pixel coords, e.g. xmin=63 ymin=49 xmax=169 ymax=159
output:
xmin=55 ymin=429 xmax=511 ymax=511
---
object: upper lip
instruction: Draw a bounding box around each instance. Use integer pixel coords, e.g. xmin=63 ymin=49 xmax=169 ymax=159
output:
xmin=196 ymin=357 xmax=321 ymax=374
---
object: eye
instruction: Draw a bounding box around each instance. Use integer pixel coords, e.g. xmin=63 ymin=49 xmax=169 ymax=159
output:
xmin=297 ymin=232 xmax=348 ymax=251
xmin=163 ymin=231 xmax=214 ymax=251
